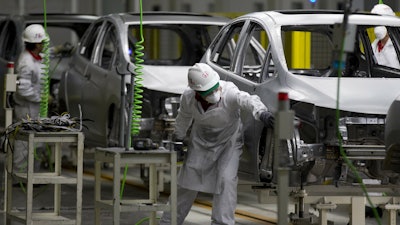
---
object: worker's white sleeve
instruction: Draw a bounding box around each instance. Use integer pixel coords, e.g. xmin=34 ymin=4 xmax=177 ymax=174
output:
xmin=17 ymin=64 xmax=41 ymax=102
xmin=174 ymin=90 xmax=193 ymax=140
xmin=226 ymin=84 xmax=268 ymax=120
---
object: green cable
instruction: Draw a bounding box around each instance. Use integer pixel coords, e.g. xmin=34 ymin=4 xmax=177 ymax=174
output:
xmin=120 ymin=164 xmax=129 ymax=198
xmin=135 ymin=216 xmax=160 ymax=225
xmin=121 ymin=0 xmax=145 ymax=199
xmin=40 ymin=0 xmax=50 ymax=118
xmin=335 ymin=3 xmax=382 ymax=224
xmin=131 ymin=0 xmax=145 ymax=136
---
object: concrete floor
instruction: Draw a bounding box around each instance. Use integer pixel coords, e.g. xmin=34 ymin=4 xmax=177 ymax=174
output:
xmin=0 ymin=150 xmax=398 ymax=225
xmin=0 ymin=150 xmax=276 ymax=225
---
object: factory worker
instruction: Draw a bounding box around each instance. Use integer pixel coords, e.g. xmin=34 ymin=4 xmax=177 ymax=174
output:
xmin=370 ymin=3 xmax=400 ymax=69
xmin=159 ymin=63 xmax=274 ymax=225
xmin=12 ymin=24 xmax=46 ymax=178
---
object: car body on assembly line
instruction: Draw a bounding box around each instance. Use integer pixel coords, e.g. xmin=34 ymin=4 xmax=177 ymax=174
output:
xmin=0 ymin=13 xmax=98 ymax=127
xmin=58 ymin=12 xmax=228 ymax=148
xmin=200 ymin=10 xmax=400 ymax=186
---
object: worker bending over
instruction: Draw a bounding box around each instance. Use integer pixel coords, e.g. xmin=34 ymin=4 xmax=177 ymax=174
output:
xmin=159 ymin=63 xmax=274 ymax=225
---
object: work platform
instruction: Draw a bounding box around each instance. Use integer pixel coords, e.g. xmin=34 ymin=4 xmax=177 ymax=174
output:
xmin=94 ymin=147 xmax=177 ymax=225
xmin=4 ymin=131 xmax=84 ymax=225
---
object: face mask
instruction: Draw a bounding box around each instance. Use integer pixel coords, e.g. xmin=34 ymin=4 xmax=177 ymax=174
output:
xmin=374 ymin=26 xmax=387 ymax=40
xmin=205 ymin=90 xmax=221 ymax=104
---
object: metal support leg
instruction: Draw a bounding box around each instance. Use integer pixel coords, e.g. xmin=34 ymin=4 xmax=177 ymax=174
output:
xmin=316 ymin=202 xmax=337 ymax=225
xmin=170 ymin=152 xmax=177 ymax=225
xmin=277 ymin=168 xmax=290 ymax=225
xmin=94 ymin=159 xmax=102 ymax=225
xmin=350 ymin=197 xmax=365 ymax=225
xmin=382 ymin=204 xmax=400 ymax=225
xmin=149 ymin=163 xmax=157 ymax=225
xmin=112 ymin=153 xmax=121 ymax=225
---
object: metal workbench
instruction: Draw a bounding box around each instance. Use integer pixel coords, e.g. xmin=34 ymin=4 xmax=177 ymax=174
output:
xmin=5 ymin=131 xmax=84 ymax=225
xmin=94 ymin=147 xmax=177 ymax=225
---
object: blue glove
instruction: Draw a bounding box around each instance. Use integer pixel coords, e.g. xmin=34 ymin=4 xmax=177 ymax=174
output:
xmin=260 ymin=111 xmax=274 ymax=128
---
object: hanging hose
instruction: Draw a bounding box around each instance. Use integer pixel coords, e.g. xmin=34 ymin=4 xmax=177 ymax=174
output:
xmin=131 ymin=0 xmax=145 ymax=136
xmin=121 ymin=0 xmax=145 ymax=199
xmin=335 ymin=1 xmax=382 ymax=224
xmin=40 ymin=0 xmax=50 ymax=118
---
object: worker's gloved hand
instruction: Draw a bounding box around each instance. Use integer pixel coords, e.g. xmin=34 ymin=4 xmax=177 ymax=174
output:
xmin=171 ymin=134 xmax=183 ymax=151
xmin=172 ymin=134 xmax=187 ymax=162
xmin=52 ymin=42 xmax=74 ymax=56
xmin=260 ymin=111 xmax=274 ymax=128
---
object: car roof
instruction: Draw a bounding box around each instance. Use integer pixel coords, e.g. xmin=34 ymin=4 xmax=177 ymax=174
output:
xmin=6 ymin=13 xmax=99 ymax=24
xmin=238 ymin=10 xmax=400 ymax=27
xmin=0 ymin=13 xmax=99 ymax=38
xmin=106 ymin=11 xmax=229 ymax=25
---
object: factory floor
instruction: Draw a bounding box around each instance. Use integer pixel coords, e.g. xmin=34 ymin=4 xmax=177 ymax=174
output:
xmin=0 ymin=150 xmax=397 ymax=225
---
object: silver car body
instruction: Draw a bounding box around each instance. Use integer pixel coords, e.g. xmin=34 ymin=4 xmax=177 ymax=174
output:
xmin=201 ymin=10 xmax=400 ymax=185
xmin=0 ymin=14 xmax=98 ymax=127
xmin=59 ymin=12 xmax=228 ymax=147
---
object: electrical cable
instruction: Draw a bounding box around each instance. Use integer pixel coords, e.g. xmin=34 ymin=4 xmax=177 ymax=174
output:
xmin=40 ymin=0 xmax=50 ymax=118
xmin=134 ymin=216 xmax=160 ymax=225
xmin=335 ymin=0 xmax=382 ymax=224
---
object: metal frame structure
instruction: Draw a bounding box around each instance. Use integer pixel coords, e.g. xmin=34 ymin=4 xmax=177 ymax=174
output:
xmin=94 ymin=147 xmax=177 ymax=225
xmin=5 ymin=131 xmax=84 ymax=225
xmin=256 ymin=184 xmax=400 ymax=225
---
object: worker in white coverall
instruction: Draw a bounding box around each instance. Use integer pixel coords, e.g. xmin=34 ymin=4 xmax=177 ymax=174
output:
xmin=12 ymin=24 xmax=46 ymax=177
xmin=370 ymin=3 xmax=400 ymax=69
xmin=159 ymin=63 xmax=274 ymax=225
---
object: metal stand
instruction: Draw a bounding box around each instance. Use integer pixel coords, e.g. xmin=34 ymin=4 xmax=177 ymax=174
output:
xmin=274 ymin=92 xmax=295 ymax=225
xmin=3 ymin=61 xmax=17 ymax=212
xmin=256 ymin=185 xmax=400 ymax=225
xmin=94 ymin=147 xmax=177 ymax=225
xmin=5 ymin=131 xmax=84 ymax=225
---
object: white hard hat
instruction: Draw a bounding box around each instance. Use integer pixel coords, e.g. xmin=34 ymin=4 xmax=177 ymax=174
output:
xmin=22 ymin=24 xmax=46 ymax=43
xmin=188 ymin=63 xmax=220 ymax=95
xmin=371 ymin=3 xmax=395 ymax=16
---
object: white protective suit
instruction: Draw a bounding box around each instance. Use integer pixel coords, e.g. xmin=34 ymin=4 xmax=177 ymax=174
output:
xmin=371 ymin=38 xmax=400 ymax=69
xmin=12 ymin=49 xmax=44 ymax=173
xmin=159 ymin=80 xmax=268 ymax=225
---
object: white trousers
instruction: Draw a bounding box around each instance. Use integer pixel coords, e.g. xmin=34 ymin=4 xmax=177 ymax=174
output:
xmin=12 ymin=102 xmax=41 ymax=173
xmin=159 ymin=178 xmax=238 ymax=225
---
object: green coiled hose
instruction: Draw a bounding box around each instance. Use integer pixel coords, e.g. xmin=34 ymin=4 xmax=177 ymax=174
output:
xmin=40 ymin=0 xmax=50 ymax=118
xmin=121 ymin=0 xmax=145 ymax=199
xmin=131 ymin=0 xmax=145 ymax=136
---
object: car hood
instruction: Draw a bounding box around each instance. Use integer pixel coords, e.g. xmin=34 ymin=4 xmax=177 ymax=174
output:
xmin=141 ymin=65 xmax=190 ymax=94
xmin=286 ymin=75 xmax=400 ymax=115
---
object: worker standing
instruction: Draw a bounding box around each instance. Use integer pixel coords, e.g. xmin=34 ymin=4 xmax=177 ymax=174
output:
xmin=12 ymin=24 xmax=46 ymax=176
xmin=370 ymin=3 xmax=400 ymax=69
xmin=159 ymin=63 xmax=274 ymax=225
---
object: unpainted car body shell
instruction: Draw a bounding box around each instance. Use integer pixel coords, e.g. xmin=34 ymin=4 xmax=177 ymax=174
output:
xmin=221 ymin=11 xmax=400 ymax=114
xmin=59 ymin=12 xmax=228 ymax=147
xmin=201 ymin=10 xmax=400 ymax=184
xmin=0 ymin=14 xmax=98 ymax=128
